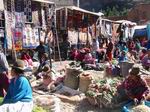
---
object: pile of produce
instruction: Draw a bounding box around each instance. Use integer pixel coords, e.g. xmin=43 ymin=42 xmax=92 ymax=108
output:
xmin=86 ymin=77 xmax=123 ymax=108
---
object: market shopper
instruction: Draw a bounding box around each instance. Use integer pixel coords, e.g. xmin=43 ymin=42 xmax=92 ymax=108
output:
xmin=0 ymin=48 xmax=9 ymax=97
xmin=35 ymin=53 xmax=50 ymax=78
xmin=106 ymin=39 xmax=114 ymax=61
xmin=0 ymin=60 xmax=33 ymax=112
xmin=36 ymin=41 xmax=47 ymax=64
xmin=21 ymin=51 xmax=33 ymax=67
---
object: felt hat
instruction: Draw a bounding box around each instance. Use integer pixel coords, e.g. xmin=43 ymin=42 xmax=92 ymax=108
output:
xmin=12 ymin=60 xmax=25 ymax=71
xmin=42 ymin=65 xmax=51 ymax=72
xmin=129 ymin=65 xmax=140 ymax=76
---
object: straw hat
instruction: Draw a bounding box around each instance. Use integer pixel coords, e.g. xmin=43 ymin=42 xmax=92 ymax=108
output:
xmin=12 ymin=60 xmax=25 ymax=71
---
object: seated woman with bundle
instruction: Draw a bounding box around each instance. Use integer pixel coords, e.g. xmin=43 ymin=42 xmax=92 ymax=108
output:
xmin=122 ymin=66 xmax=150 ymax=112
xmin=35 ymin=53 xmax=49 ymax=79
xmin=21 ymin=51 xmax=33 ymax=69
xmin=35 ymin=65 xmax=63 ymax=92
xmin=0 ymin=60 xmax=33 ymax=112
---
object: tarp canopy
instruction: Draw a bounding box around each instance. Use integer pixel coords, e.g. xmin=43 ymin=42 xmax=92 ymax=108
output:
xmin=56 ymin=6 xmax=104 ymax=17
xmin=32 ymin=0 xmax=54 ymax=4
xmin=133 ymin=25 xmax=147 ymax=37
xmin=134 ymin=25 xmax=147 ymax=30
xmin=115 ymin=20 xmax=137 ymax=26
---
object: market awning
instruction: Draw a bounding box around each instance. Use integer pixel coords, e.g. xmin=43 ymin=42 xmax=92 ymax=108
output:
xmin=32 ymin=0 xmax=54 ymax=4
xmin=115 ymin=20 xmax=137 ymax=26
xmin=56 ymin=6 xmax=104 ymax=17
xmin=134 ymin=25 xmax=147 ymax=30
xmin=0 ymin=0 xmax=4 ymax=11
xmin=133 ymin=25 xmax=147 ymax=37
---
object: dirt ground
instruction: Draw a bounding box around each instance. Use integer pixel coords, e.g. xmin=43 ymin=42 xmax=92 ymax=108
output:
xmin=60 ymin=99 xmax=121 ymax=112
xmin=33 ymin=61 xmax=122 ymax=112
xmin=51 ymin=61 xmax=121 ymax=112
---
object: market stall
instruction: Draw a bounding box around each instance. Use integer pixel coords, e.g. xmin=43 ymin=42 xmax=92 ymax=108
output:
xmin=56 ymin=6 xmax=104 ymax=48
xmin=3 ymin=0 xmax=55 ymax=59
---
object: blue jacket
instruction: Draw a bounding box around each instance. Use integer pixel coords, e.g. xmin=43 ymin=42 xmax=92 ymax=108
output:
xmin=3 ymin=76 xmax=32 ymax=104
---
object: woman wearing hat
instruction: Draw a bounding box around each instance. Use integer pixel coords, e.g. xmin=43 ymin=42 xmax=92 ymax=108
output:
xmin=0 ymin=60 xmax=33 ymax=112
xmin=122 ymin=66 xmax=150 ymax=111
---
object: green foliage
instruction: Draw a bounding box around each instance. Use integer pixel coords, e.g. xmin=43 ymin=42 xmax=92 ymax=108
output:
xmin=103 ymin=5 xmax=129 ymax=17
xmin=0 ymin=97 xmax=3 ymax=104
xmin=32 ymin=106 xmax=48 ymax=112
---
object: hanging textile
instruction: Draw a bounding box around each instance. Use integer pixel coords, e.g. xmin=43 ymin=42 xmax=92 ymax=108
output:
xmin=13 ymin=27 xmax=23 ymax=50
xmin=23 ymin=24 xmax=39 ymax=49
xmin=4 ymin=12 xmax=14 ymax=50
xmin=32 ymin=11 xmax=39 ymax=26
xmin=13 ymin=12 xmax=24 ymax=50
xmin=68 ymin=30 xmax=78 ymax=45
xmin=41 ymin=8 xmax=46 ymax=29
xmin=24 ymin=0 xmax=32 ymax=22
xmin=105 ymin=21 xmax=112 ymax=37
xmin=79 ymin=31 xmax=92 ymax=45
xmin=112 ymin=23 xmax=120 ymax=42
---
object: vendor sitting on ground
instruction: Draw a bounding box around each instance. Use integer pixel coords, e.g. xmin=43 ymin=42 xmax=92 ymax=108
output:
xmin=36 ymin=65 xmax=63 ymax=91
xmin=35 ymin=53 xmax=49 ymax=78
xmin=142 ymin=48 xmax=150 ymax=71
xmin=76 ymin=49 xmax=86 ymax=62
xmin=36 ymin=65 xmax=57 ymax=92
xmin=83 ymin=48 xmax=95 ymax=64
xmin=123 ymin=66 xmax=149 ymax=104
xmin=118 ymin=50 xmax=128 ymax=62
xmin=21 ymin=51 xmax=33 ymax=68
xmin=0 ymin=60 xmax=33 ymax=112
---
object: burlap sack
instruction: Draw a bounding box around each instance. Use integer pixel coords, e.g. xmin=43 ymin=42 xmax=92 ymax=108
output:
xmin=79 ymin=73 xmax=93 ymax=93
xmin=64 ymin=68 xmax=82 ymax=90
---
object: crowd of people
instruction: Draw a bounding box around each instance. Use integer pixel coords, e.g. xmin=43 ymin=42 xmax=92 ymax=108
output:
xmin=0 ymin=35 xmax=149 ymax=112
xmin=68 ymin=37 xmax=150 ymax=70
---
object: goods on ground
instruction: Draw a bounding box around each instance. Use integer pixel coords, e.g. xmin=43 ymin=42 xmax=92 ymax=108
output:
xmin=64 ymin=67 xmax=82 ymax=90
xmin=86 ymin=77 xmax=123 ymax=108
xmin=79 ymin=72 xmax=93 ymax=93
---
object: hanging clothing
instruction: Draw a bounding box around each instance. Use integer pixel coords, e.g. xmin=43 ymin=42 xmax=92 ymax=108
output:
xmin=68 ymin=30 xmax=78 ymax=45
